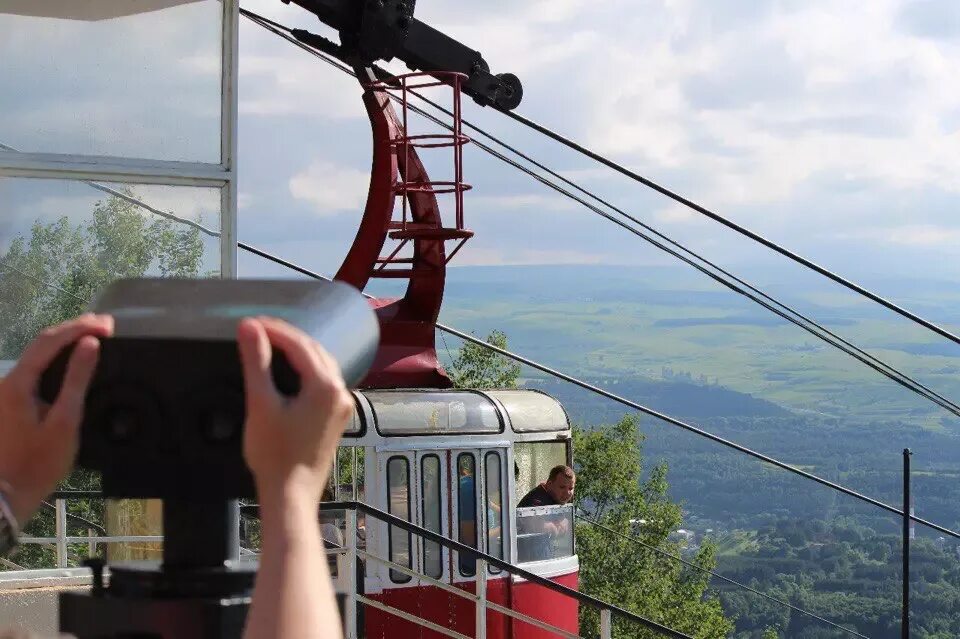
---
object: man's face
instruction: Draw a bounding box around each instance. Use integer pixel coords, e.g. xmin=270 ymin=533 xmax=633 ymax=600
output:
xmin=546 ymin=474 xmax=575 ymax=505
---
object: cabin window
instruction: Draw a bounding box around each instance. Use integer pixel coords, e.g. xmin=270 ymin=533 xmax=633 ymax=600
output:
xmin=344 ymin=397 xmax=364 ymax=435
xmin=367 ymin=391 xmax=502 ymax=435
xmin=457 ymin=453 xmax=478 ymax=576
xmin=387 ymin=456 xmax=412 ymax=583
xmin=514 ymin=442 xmax=568 ymax=502
xmin=486 ymin=390 xmax=569 ymax=432
xmin=516 ymin=504 xmax=575 ymax=563
xmin=334 ymin=446 xmax=364 ymax=502
xmin=485 ymin=452 xmax=504 ymax=573
xmin=421 ymin=454 xmax=443 ymax=579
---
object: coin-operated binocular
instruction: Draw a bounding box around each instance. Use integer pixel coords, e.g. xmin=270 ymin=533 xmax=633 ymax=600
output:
xmin=39 ymin=278 xmax=379 ymax=638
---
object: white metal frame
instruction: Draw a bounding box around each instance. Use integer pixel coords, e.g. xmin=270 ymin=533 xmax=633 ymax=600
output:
xmin=2 ymin=0 xmax=241 ymax=567
xmin=415 ymin=449 xmax=451 ymax=584
xmin=0 ymin=0 xmax=240 ymax=279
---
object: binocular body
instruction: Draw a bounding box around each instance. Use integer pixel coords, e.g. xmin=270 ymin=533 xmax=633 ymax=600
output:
xmin=40 ymin=278 xmax=379 ymax=499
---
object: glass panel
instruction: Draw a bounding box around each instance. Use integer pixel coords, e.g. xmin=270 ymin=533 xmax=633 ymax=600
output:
xmin=0 ymin=1 xmax=222 ymax=162
xmin=516 ymin=505 xmax=574 ymax=563
xmin=345 ymin=394 xmax=363 ymax=435
xmin=421 ymin=454 xmax=443 ymax=579
xmin=0 ymin=177 xmax=221 ymax=360
xmin=457 ymin=453 xmax=478 ymax=576
xmin=367 ymin=391 xmax=501 ymax=435
xmin=515 ymin=442 xmax=568 ymax=502
xmin=487 ymin=390 xmax=569 ymax=432
xmin=387 ymin=456 xmax=411 ymax=583
xmin=335 ymin=446 xmax=364 ymax=501
xmin=485 ymin=452 xmax=504 ymax=571
xmin=320 ymin=507 xmax=346 ymax=577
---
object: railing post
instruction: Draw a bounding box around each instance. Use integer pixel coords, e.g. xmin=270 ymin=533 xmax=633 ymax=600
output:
xmin=902 ymin=448 xmax=912 ymax=639
xmin=55 ymin=499 xmax=67 ymax=568
xmin=475 ymin=558 xmax=487 ymax=639
xmin=87 ymin=529 xmax=96 ymax=559
xmin=345 ymin=508 xmax=358 ymax=639
xmin=600 ymin=609 xmax=612 ymax=639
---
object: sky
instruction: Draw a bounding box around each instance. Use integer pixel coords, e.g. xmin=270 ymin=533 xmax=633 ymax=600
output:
xmin=1 ymin=0 xmax=959 ymax=289
xmin=237 ymin=0 xmax=960 ymax=285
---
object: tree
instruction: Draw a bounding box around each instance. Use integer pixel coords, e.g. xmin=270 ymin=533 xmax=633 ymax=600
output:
xmin=575 ymin=416 xmax=733 ymax=638
xmin=0 ymin=190 xmax=205 ymax=569
xmin=445 ymin=329 xmax=520 ymax=389
xmin=0 ymin=190 xmax=206 ymax=357
xmin=447 ymin=331 xmax=733 ymax=637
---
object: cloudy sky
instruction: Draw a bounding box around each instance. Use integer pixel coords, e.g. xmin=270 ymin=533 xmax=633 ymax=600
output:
xmin=1 ymin=0 xmax=959 ymax=287
xmin=238 ymin=0 xmax=960 ymax=287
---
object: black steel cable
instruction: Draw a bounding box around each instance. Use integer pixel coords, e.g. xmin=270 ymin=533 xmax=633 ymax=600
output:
xmin=497 ymin=110 xmax=960 ymax=348
xmin=236 ymin=242 xmax=960 ymax=542
xmin=575 ymin=512 xmax=870 ymax=639
xmin=14 ymin=226 xmax=960 ymax=541
xmin=393 ymin=98 xmax=960 ymax=419
xmin=240 ymin=6 xmax=960 ymax=348
xmin=382 ymin=96 xmax=960 ymax=418
xmin=236 ymin=8 xmax=960 ymax=537
xmin=236 ymin=12 xmax=960 ymax=419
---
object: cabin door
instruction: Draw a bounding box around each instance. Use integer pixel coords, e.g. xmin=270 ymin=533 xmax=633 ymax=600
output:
xmin=448 ymin=448 xmax=508 ymax=584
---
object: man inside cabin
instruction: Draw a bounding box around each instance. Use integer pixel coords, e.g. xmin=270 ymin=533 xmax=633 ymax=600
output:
xmin=518 ymin=465 xmax=576 ymax=508
xmin=516 ymin=466 xmax=574 ymax=560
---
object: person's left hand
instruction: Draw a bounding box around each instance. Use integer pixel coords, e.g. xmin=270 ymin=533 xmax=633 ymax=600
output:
xmin=0 ymin=314 xmax=114 ymax=524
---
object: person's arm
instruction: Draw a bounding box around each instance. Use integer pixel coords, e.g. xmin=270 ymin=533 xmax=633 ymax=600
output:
xmin=0 ymin=315 xmax=113 ymax=541
xmin=238 ymin=317 xmax=354 ymax=639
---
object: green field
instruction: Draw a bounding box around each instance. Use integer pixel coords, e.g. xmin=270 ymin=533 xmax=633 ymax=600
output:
xmin=433 ymin=264 xmax=960 ymax=429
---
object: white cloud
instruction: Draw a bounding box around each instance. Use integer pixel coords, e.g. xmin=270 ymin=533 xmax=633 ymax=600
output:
xmin=838 ymin=225 xmax=960 ymax=247
xmin=470 ymin=193 xmax=578 ymax=212
xmin=239 ymin=53 xmax=362 ymax=119
xmin=576 ymin=0 xmax=960 ymax=222
xmin=288 ymin=161 xmax=369 ymax=215
xmin=455 ymin=246 xmax=605 ymax=267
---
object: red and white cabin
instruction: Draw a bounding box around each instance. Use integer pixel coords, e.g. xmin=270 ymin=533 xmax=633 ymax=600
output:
xmin=329 ymin=388 xmax=578 ymax=638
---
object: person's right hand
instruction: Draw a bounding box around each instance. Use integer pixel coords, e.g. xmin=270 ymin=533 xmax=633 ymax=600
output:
xmin=236 ymin=317 xmax=354 ymax=503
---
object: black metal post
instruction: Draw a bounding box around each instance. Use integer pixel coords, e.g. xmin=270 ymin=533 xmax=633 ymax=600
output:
xmin=163 ymin=499 xmax=240 ymax=568
xmin=902 ymin=448 xmax=912 ymax=639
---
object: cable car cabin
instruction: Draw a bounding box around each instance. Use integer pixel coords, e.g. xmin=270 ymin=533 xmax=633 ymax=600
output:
xmin=322 ymin=388 xmax=578 ymax=639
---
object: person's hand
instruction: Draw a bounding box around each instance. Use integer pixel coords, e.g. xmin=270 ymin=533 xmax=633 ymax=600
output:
xmin=237 ymin=317 xmax=354 ymax=504
xmin=0 ymin=314 xmax=114 ymax=524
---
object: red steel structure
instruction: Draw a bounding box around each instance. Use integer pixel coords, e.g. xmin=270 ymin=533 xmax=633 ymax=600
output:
xmin=336 ymin=70 xmax=472 ymax=390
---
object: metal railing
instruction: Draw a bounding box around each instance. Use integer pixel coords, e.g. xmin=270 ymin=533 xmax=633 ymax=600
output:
xmin=322 ymin=501 xmax=693 ymax=639
xmin=15 ymin=498 xmax=162 ymax=569
xmin=8 ymin=495 xmax=692 ymax=637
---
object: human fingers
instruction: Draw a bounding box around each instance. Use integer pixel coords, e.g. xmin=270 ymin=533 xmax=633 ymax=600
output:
xmin=44 ymin=335 xmax=101 ymax=434
xmin=8 ymin=314 xmax=114 ymax=395
xmin=312 ymin=341 xmax=347 ymax=390
xmin=237 ymin=318 xmax=278 ymax=409
xmin=255 ymin=317 xmax=327 ymax=392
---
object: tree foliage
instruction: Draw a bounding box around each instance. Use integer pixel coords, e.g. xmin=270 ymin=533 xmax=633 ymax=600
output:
xmin=575 ymin=416 xmax=733 ymax=638
xmin=446 ymin=329 xmax=521 ymax=389
xmin=0 ymin=191 xmax=205 ymax=569
xmin=0 ymin=190 xmax=206 ymax=358
xmin=447 ymin=332 xmax=732 ymax=637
